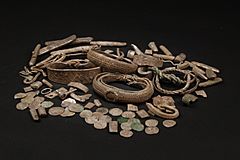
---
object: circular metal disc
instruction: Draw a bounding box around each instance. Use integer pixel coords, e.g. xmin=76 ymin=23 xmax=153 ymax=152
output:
xmin=94 ymin=120 xmax=107 ymax=129
xmin=68 ymin=103 xmax=84 ymax=113
xmin=60 ymin=108 xmax=76 ymax=117
xmin=48 ymin=107 xmax=65 ymax=116
xmin=16 ymin=102 xmax=28 ymax=110
xmin=122 ymin=111 xmax=136 ymax=119
xmin=145 ymin=127 xmax=159 ymax=135
xmin=85 ymin=116 xmax=97 ymax=124
xmin=131 ymin=123 xmax=144 ymax=132
xmin=109 ymin=108 xmax=123 ymax=116
xmin=120 ymin=122 xmax=132 ymax=130
xmin=41 ymin=101 xmax=54 ymax=108
xmin=145 ymin=126 xmax=159 ymax=135
xmin=145 ymin=119 xmax=159 ymax=127
xmin=79 ymin=110 xmax=92 ymax=118
xmin=163 ymin=120 xmax=176 ymax=128
xmin=96 ymin=107 xmax=109 ymax=115
xmin=120 ymin=130 xmax=133 ymax=138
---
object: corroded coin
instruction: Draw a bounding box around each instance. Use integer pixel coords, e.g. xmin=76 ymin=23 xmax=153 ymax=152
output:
xmin=34 ymin=96 xmax=45 ymax=103
xmin=60 ymin=108 xmax=76 ymax=117
xmin=145 ymin=119 xmax=159 ymax=127
xmin=48 ymin=107 xmax=65 ymax=116
xmin=109 ymin=121 xmax=118 ymax=133
xmin=163 ymin=120 xmax=176 ymax=128
xmin=128 ymin=118 xmax=141 ymax=124
xmin=94 ymin=120 xmax=107 ymax=129
xmin=117 ymin=117 xmax=129 ymax=124
xmin=120 ymin=130 xmax=133 ymax=138
xmin=96 ymin=107 xmax=109 ymax=115
xmin=122 ymin=111 xmax=136 ymax=118
xmin=16 ymin=102 xmax=28 ymax=110
xmin=136 ymin=109 xmax=149 ymax=118
xmin=131 ymin=123 xmax=144 ymax=132
xmin=121 ymin=122 xmax=132 ymax=130
xmin=61 ymin=98 xmax=76 ymax=107
xmin=85 ymin=116 xmax=97 ymax=124
xmin=92 ymin=112 xmax=104 ymax=120
xmin=26 ymin=91 xmax=39 ymax=97
xmin=109 ymin=108 xmax=123 ymax=116
xmin=68 ymin=103 xmax=84 ymax=113
xmin=14 ymin=92 xmax=27 ymax=99
xmin=41 ymin=101 xmax=54 ymax=108
xmin=79 ymin=110 xmax=92 ymax=118
xmin=21 ymin=97 xmax=35 ymax=104
xmin=99 ymin=115 xmax=112 ymax=123
xmin=145 ymin=126 xmax=159 ymax=135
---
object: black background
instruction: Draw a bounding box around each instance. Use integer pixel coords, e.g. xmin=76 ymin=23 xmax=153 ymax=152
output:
xmin=0 ymin=1 xmax=239 ymax=160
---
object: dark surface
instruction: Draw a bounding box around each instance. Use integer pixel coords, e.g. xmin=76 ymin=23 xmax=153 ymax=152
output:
xmin=0 ymin=1 xmax=239 ymax=160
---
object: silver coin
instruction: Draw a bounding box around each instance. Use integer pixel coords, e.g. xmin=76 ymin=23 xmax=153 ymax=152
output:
xmin=92 ymin=112 xmax=104 ymax=120
xmin=16 ymin=102 xmax=28 ymax=110
xmin=122 ymin=111 xmax=136 ymax=119
xmin=68 ymin=103 xmax=84 ymax=113
xmin=41 ymin=101 xmax=54 ymax=108
xmin=34 ymin=96 xmax=45 ymax=103
xmin=60 ymin=108 xmax=76 ymax=117
xmin=21 ymin=97 xmax=35 ymax=104
xmin=94 ymin=120 xmax=107 ymax=129
xmin=162 ymin=120 xmax=176 ymax=128
xmin=96 ymin=107 xmax=109 ymax=115
xmin=120 ymin=130 xmax=133 ymax=138
xmin=120 ymin=122 xmax=132 ymax=130
xmin=145 ymin=126 xmax=159 ymax=135
xmin=99 ymin=115 xmax=112 ymax=123
xmin=14 ymin=92 xmax=27 ymax=99
xmin=131 ymin=123 xmax=144 ymax=132
xmin=85 ymin=116 xmax=97 ymax=124
xmin=145 ymin=119 xmax=159 ymax=127
xmin=109 ymin=108 xmax=123 ymax=116
xmin=79 ymin=110 xmax=92 ymax=118
xmin=61 ymin=98 xmax=76 ymax=107
xmin=48 ymin=107 xmax=65 ymax=116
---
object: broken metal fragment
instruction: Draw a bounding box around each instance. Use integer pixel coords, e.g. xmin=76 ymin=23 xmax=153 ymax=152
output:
xmin=45 ymin=37 xmax=93 ymax=45
xmin=127 ymin=50 xmax=135 ymax=59
xmin=144 ymin=49 xmax=153 ymax=55
xmin=30 ymin=81 xmax=43 ymax=89
xmin=70 ymin=93 xmax=92 ymax=102
xmin=109 ymin=121 xmax=118 ymax=133
xmin=29 ymin=44 xmax=41 ymax=66
xmin=199 ymin=77 xmax=223 ymax=87
xmin=182 ymin=94 xmax=198 ymax=105
xmin=84 ymin=102 xmax=95 ymax=109
xmin=175 ymin=53 xmax=186 ymax=62
xmin=136 ymin=109 xmax=150 ymax=118
xmin=93 ymin=99 xmax=102 ymax=107
xmin=148 ymin=42 xmax=158 ymax=52
xmin=133 ymin=54 xmax=163 ymax=67
xmin=131 ymin=44 xmax=144 ymax=55
xmin=90 ymin=41 xmax=127 ymax=47
xmin=153 ymin=54 xmax=175 ymax=60
xmin=191 ymin=61 xmax=220 ymax=73
xmin=192 ymin=66 xmax=208 ymax=80
xmin=30 ymin=109 xmax=39 ymax=121
xmin=206 ymin=69 xmax=217 ymax=79
xmin=68 ymin=82 xmax=89 ymax=93
xmin=159 ymin=45 xmax=173 ymax=56
xmin=42 ymin=79 xmax=53 ymax=88
xmin=37 ymin=107 xmax=47 ymax=117
xmin=127 ymin=104 xmax=138 ymax=112
xmin=16 ymin=102 xmax=29 ymax=110
xmin=39 ymin=35 xmax=77 ymax=55
xmin=23 ymin=86 xmax=33 ymax=93
xmin=195 ymin=90 xmax=207 ymax=98
xmin=51 ymin=45 xmax=96 ymax=55
xmin=177 ymin=61 xmax=190 ymax=69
